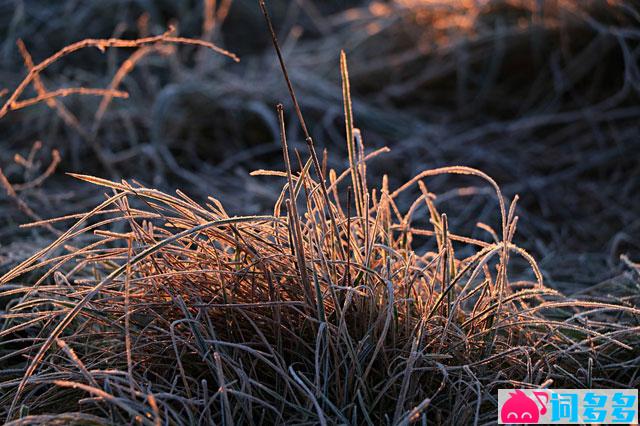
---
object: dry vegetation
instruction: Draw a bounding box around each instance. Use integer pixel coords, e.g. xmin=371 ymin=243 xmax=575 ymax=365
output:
xmin=1 ymin=0 xmax=639 ymax=424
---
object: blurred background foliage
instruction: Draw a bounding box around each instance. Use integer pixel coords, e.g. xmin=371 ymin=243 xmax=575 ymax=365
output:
xmin=0 ymin=0 xmax=638 ymax=291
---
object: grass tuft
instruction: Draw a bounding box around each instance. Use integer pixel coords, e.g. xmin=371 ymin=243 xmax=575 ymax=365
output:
xmin=1 ymin=1 xmax=639 ymax=424
xmin=1 ymin=64 xmax=639 ymax=422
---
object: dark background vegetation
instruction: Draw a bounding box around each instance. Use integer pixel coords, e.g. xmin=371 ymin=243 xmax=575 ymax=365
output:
xmin=1 ymin=0 xmax=639 ymax=292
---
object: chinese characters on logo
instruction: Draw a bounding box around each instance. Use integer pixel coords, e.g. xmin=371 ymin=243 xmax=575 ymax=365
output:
xmin=498 ymin=389 xmax=638 ymax=424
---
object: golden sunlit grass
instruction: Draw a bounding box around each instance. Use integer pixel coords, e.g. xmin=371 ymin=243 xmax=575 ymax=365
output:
xmin=0 ymin=1 xmax=639 ymax=424
xmin=2 ymin=49 xmax=639 ymax=426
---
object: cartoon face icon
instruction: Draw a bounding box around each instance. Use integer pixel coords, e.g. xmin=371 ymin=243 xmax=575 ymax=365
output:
xmin=501 ymin=390 xmax=548 ymax=424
